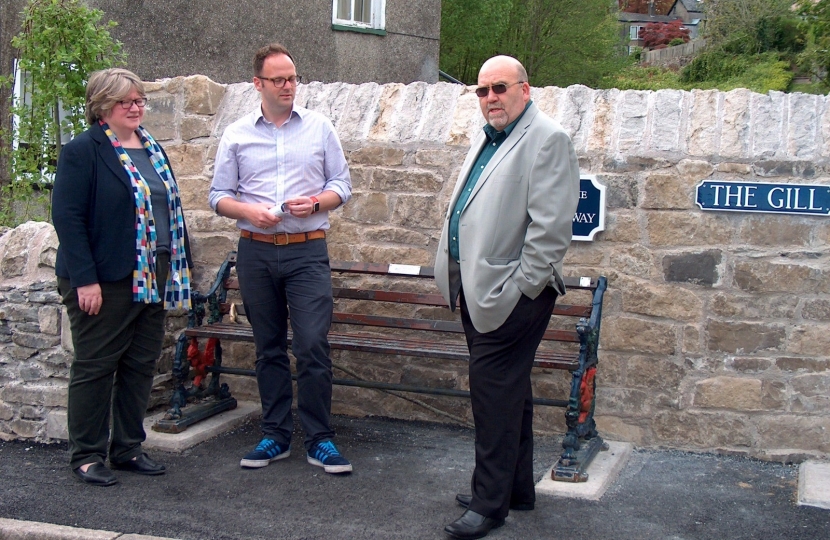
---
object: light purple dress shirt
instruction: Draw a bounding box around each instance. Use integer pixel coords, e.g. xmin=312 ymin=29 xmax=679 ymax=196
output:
xmin=209 ymin=105 xmax=352 ymax=234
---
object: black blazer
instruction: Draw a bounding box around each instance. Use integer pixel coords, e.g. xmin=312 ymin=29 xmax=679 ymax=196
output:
xmin=52 ymin=122 xmax=192 ymax=289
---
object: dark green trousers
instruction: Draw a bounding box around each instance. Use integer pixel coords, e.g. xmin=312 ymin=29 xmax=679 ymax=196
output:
xmin=59 ymin=254 xmax=168 ymax=469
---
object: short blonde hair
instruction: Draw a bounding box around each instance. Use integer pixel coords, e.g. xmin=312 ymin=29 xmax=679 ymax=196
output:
xmin=85 ymin=68 xmax=145 ymax=124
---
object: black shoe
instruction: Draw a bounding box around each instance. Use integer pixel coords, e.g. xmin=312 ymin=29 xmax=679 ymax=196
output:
xmin=110 ymin=453 xmax=166 ymax=475
xmin=444 ymin=510 xmax=505 ymax=540
xmin=455 ymin=493 xmax=535 ymax=511
xmin=73 ymin=462 xmax=118 ymax=486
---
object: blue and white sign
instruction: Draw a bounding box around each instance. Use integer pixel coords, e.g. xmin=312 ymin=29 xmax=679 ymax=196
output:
xmin=696 ymin=180 xmax=830 ymax=216
xmin=573 ymin=175 xmax=606 ymax=241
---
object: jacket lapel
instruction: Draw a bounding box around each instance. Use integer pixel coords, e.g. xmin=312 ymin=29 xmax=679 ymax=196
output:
xmin=90 ymin=123 xmax=133 ymax=192
xmin=465 ymin=103 xmax=539 ymax=207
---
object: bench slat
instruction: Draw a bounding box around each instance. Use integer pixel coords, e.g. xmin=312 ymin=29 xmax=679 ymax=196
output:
xmin=184 ymin=324 xmax=578 ymax=370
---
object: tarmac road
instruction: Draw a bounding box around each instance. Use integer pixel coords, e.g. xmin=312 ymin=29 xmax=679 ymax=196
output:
xmin=1 ymin=414 xmax=828 ymax=540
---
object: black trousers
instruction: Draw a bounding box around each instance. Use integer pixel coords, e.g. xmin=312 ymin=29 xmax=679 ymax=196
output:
xmin=460 ymin=286 xmax=557 ymax=520
xmin=59 ymin=253 xmax=168 ymax=470
xmin=235 ymin=237 xmax=335 ymax=451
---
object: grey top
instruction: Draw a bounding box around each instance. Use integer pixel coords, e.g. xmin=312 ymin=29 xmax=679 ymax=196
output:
xmin=125 ymin=147 xmax=170 ymax=254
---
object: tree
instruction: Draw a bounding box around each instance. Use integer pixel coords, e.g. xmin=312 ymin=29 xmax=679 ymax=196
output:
xmin=0 ymin=0 xmax=125 ymax=225
xmin=618 ymin=1 xmax=674 ymax=15
xmin=703 ymin=0 xmax=796 ymax=54
xmin=640 ymin=20 xmax=691 ymax=49
xmin=796 ymin=0 xmax=830 ymax=87
xmin=440 ymin=0 xmax=629 ymax=88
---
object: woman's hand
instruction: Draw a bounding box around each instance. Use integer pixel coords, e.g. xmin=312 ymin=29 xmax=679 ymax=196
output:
xmin=77 ymin=283 xmax=103 ymax=315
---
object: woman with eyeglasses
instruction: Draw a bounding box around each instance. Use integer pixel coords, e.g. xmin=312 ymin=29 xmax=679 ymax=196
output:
xmin=52 ymin=68 xmax=192 ymax=486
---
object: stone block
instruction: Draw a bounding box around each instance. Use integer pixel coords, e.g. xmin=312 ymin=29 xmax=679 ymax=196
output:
xmin=176 ymin=176 xmax=212 ymax=213
xmin=788 ymin=93 xmax=820 ymax=158
xmin=594 ymin=351 xmax=624 ymax=387
xmin=354 ymin=245 xmax=434 ymax=266
xmin=617 ymin=90 xmax=648 ymax=153
xmin=608 ymin=244 xmax=654 ymax=279
xmin=563 ymin=243 xmax=605 ymax=265
xmin=775 ymin=357 xmax=829 ymax=373
xmin=751 ymin=91 xmax=784 ymax=158
xmin=693 ymin=376 xmax=763 ymax=410
xmin=642 ymin=172 xmax=696 ymax=210
xmin=12 ymin=332 xmax=60 ymax=349
xmin=802 ymin=299 xmax=830 ymax=321
xmin=336 ymin=82 xmax=382 ymax=142
xmin=753 ymin=160 xmax=816 ymax=178
xmin=756 ymin=415 xmax=830 ymax=453
xmin=61 ymin=307 xmax=73 ymax=353
xmin=415 ymin=148 xmax=459 ymax=167
xmin=447 ymin=89 xmax=483 ymax=147
xmin=10 ymin=418 xmax=42 ymax=438
xmin=368 ymin=83 xmax=405 ymax=142
xmin=46 ymin=409 xmax=68 ymax=440
xmin=737 ymin=216 xmax=814 ymax=247
xmin=594 ymin=416 xmax=646 ymax=444
xmin=626 ymin=356 xmax=686 ymax=391
xmin=646 ymin=211 xmax=733 ymax=246
xmin=142 ymin=93 xmax=177 ymax=141
xmin=349 ymin=146 xmax=405 ymax=166
xmin=709 ymin=292 xmax=798 ymax=320
xmin=595 ymin=387 xmax=650 ymax=416
xmin=717 ymin=162 xmax=752 ymax=174
xmin=182 ymin=211 xmax=236 ymax=235
xmin=600 ymin=212 xmax=640 ymax=243
xmin=0 ymin=304 xmax=38 ymax=322
xmin=688 ymin=89 xmax=719 ymax=157
xmin=602 ymin=316 xmax=676 ymax=355
xmin=181 ymin=116 xmax=213 ymax=141
xmin=342 ymin=192 xmax=390 ymax=224
xmin=720 ymin=89 xmax=750 ymax=158
xmin=662 ymin=250 xmax=721 ymax=286
xmin=363 ymin=227 xmax=430 ymax=246
xmin=652 ymin=410 xmax=753 ymax=447
xmin=683 ymin=324 xmax=702 ymax=354
xmin=650 ymin=89 xmax=684 ymax=153
xmin=391 ymin=194 xmax=444 ymax=228
xmin=38 ymin=305 xmax=60 ymax=335
xmin=734 ymin=259 xmax=828 ymax=294
xmin=164 ymin=144 xmax=206 ymax=177
xmin=0 ymin=400 xmax=12 ymax=421
xmin=183 ymin=75 xmax=225 ymax=115
xmin=788 ymin=324 xmax=830 ymax=356
xmin=705 ymin=321 xmax=785 ymax=354
xmin=371 ymin=168 xmax=442 ymax=193
xmin=621 ymin=282 xmax=703 ymax=322
xmin=729 ymin=357 xmax=773 ymax=373
xmin=188 ymin=234 xmax=236 ymax=270
xmin=347 ymin=166 xmax=372 ymax=191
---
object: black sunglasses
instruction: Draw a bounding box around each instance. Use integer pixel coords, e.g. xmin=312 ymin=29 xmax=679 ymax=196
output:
xmin=475 ymin=81 xmax=524 ymax=98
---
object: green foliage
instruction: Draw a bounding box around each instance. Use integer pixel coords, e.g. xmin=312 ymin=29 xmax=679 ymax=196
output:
xmin=796 ymin=0 xmax=830 ymax=89
xmin=0 ymin=0 xmax=125 ymax=226
xmin=440 ymin=0 xmax=629 ymax=88
xmin=599 ymin=65 xmax=684 ymax=91
xmin=704 ymin=0 xmax=796 ymax=54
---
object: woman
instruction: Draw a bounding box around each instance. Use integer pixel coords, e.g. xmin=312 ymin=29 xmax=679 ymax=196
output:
xmin=52 ymin=68 xmax=192 ymax=486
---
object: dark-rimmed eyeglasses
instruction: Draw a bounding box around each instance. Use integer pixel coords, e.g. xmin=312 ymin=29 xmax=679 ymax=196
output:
xmin=474 ymin=81 xmax=524 ymax=98
xmin=117 ymin=98 xmax=147 ymax=109
xmin=257 ymin=75 xmax=303 ymax=88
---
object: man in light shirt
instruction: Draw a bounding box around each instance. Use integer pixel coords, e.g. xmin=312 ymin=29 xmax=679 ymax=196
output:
xmin=209 ymin=43 xmax=352 ymax=474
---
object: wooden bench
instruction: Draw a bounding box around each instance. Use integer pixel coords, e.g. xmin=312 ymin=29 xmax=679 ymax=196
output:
xmin=154 ymin=251 xmax=608 ymax=482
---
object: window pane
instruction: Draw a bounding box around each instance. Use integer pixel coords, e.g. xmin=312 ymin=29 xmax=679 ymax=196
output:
xmin=356 ymin=0 xmax=371 ymax=23
xmin=337 ymin=0 xmax=350 ymax=20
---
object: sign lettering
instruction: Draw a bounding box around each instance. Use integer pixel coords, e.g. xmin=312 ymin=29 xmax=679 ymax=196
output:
xmin=573 ymin=175 xmax=606 ymax=241
xmin=696 ymin=180 xmax=830 ymax=216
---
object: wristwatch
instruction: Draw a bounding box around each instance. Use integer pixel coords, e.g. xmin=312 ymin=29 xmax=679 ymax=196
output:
xmin=310 ymin=196 xmax=320 ymax=214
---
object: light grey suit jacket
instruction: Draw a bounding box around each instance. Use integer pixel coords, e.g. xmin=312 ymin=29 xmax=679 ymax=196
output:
xmin=434 ymin=102 xmax=580 ymax=333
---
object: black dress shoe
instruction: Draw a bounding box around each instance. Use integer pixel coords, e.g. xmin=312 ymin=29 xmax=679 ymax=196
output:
xmin=444 ymin=509 xmax=505 ymax=540
xmin=455 ymin=493 xmax=535 ymax=511
xmin=73 ymin=462 xmax=118 ymax=486
xmin=111 ymin=453 xmax=166 ymax=475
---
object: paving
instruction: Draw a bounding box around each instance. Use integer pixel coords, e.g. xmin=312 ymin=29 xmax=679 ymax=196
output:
xmin=1 ymin=408 xmax=828 ymax=540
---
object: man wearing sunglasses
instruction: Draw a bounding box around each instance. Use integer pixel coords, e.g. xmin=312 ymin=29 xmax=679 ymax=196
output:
xmin=435 ymin=55 xmax=580 ymax=539
xmin=209 ymin=43 xmax=353 ymax=475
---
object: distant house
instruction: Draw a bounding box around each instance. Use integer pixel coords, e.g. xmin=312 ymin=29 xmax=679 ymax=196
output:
xmin=2 ymin=0 xmax=442 ymax=85
xmin=618 ymin=0 xmax=705 ymax=54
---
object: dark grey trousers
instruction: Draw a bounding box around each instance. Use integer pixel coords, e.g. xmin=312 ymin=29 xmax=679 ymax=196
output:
xmin=59 ymin=254 xmax=168 ymax=469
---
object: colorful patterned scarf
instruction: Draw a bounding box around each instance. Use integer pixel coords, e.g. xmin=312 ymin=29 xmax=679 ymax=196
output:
xmin=100 ymin=121 xmax=192 ymax=310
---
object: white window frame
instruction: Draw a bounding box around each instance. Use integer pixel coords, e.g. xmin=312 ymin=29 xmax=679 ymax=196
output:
xmin=629 ymin=25 xmax=643 ymax=41
xmin=332 ymin=0 xmax=385 ymax=31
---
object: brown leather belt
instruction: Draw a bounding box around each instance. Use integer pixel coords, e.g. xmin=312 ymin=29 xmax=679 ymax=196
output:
xmin=240 ymin=230 xmax=326 ymax=245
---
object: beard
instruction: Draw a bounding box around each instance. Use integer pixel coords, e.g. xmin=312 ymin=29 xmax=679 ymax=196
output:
xmin=486 ymin=108 xmax=508 ymax=131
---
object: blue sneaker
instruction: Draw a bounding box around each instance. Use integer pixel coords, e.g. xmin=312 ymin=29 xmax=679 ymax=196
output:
xmin=307 ymin=440 xmax=352 ymax=474
xmin=240 ymin=438 xmax=290 ymax=468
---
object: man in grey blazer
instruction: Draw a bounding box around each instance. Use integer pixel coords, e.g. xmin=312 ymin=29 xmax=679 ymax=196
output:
xmin=435 ymin=55 xmax=580 ymax=540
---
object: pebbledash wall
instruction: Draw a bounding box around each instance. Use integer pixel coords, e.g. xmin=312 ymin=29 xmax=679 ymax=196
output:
xmin=1 ymin=75 xmax=829 ymax=461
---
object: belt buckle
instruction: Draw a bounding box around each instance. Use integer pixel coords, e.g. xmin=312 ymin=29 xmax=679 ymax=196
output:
xmin=273 ymin=232 xmax=290 ymax=245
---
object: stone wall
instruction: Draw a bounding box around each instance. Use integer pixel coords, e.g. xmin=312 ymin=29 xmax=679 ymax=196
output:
xmin=2 ymin=75 xmax=829 ymax=461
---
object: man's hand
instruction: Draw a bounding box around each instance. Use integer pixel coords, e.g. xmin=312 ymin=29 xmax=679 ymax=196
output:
xmin=77 ymin=283 xmax=103 ymax=315
xmin=283 ymin=196 xmax=316 ymax=218
xmin=245 ymin=203 xmax=284 ymax=229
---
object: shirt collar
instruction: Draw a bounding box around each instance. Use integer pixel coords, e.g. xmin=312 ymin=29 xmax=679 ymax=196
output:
xmin=483 ymin=99 xmax=533 ymax=141
xmin=252 ymin=103 xmax=306 ymax=126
